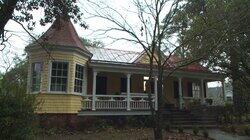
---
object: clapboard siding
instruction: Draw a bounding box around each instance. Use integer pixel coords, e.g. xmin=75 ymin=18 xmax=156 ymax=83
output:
xmin=36 ymin=94 xmax=83 ymax=113
xmin=28 ymin=50 xmax=88 ymax=113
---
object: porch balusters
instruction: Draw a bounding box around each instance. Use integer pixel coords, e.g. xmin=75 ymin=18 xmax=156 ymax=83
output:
xmin=178 ymin=77 xmax=183 ymax=109
xmin=126 ymin=74 xmax=131 ymax=111
xmin=154 ymin=76 xmax=158 ymax=110
xmin=92 ymin=71 xmax=98 ymax=110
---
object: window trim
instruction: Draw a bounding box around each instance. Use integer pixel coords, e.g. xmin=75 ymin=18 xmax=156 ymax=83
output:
xmin=73 ymin=63 xmax=85 ymax=94
xmin=48 ymin=60 xmax=69 ymax=93
xmin=30 ymin=62 xmax=42 ymax=93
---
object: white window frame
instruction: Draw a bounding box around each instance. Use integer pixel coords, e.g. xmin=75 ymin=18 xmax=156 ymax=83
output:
xmin=192 ymin=83 xmax=200 ymax=98
xmin=30 ymin=62 xmax=42 ymax=93
xmin=48 ymin=61 xmax=69 ymax=93
xmin=74 ymin=63 xmax=84 ymax=94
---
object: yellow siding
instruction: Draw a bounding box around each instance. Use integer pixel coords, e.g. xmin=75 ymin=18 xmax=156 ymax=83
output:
xmin=36 ymin=94 xmax=83 ymax=113
xmin=28 ymin=49 xmax=88 ymax=114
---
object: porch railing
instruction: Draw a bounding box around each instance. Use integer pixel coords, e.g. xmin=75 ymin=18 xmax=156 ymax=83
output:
xmin=82 ymin=94 xmax=155 ymax=110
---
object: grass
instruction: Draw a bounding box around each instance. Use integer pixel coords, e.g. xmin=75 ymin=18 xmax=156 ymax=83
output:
xmin=36 ymin=127 xmax=213 ymax=140
xmin=221 ymin=124 xmax=250 ymax=136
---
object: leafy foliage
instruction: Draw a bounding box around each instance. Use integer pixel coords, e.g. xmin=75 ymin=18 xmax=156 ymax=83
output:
xmin=0 ymin=58 xmax=38 ymax=139
xmin=0 ymin=0 xmax=87 ymax=49
xmin=174 ymin=0 xmax=250 ymax=107
xmin=81 ymin=38 xmax=104 ymax=48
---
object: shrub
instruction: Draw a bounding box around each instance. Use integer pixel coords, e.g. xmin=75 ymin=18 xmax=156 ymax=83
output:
xmin=230 ymin=125 xmax=237 ymax=133
xmin=177 ymin=125 xmax=184 ymax=133
xmin=0 ymin=89 xmax=38 ymax=139
xmin=244 ymin=126 xmax=250 ymax=136
xmin=164 ymin=123 xmax=171 ymax=132
xmin=205 ymin=99 xmax=213 ymax=105
xmin=192 ymin=126 xmax=199 ymax=135
xmin=202 ymin=128 xmax=209 ymax=138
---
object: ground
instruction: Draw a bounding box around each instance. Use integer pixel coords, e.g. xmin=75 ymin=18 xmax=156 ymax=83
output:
xmin=37 ymin=128 xmax=213 ymax=140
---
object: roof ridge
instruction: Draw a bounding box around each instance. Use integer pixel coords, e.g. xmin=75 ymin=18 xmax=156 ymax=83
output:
xmin=86 ymin=45 xmax=141 ymax=54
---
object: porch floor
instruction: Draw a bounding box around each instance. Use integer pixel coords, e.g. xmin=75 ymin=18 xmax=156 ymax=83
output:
xmin=78 ymin=110 xmax=152 ymax=116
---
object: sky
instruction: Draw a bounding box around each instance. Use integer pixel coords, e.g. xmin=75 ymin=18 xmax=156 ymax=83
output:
xmin=0 ymin=0 xmax=222 ymax=88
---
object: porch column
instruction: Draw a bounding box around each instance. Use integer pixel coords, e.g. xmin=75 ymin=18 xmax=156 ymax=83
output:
xmin=200 ymin=79 xmax=205 ymax=103
xmin=154 ymin=76 xmax=158 ymax=110
xmin=126 ymin=74 xmax=131 ymax=111
xmin=92 ymin=70 xmax=98 ymax=110
xmin=178 ymin=77 xmax=183 ymax=109
xmin=221 ymin=79 xmax=226 ymax=101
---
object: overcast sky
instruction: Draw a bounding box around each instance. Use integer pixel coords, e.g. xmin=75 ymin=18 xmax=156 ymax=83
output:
xmin=0 ymin=0 xmax=222 ymax=88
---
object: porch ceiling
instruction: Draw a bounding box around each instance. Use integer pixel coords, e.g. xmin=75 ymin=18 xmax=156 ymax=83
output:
xmin=89 ymin=62 xmax=225 ymax=81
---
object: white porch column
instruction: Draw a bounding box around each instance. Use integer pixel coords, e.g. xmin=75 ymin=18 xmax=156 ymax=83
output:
xmin=126 ymin=74 xmax=131 ymax=111
xmin=221 ymin=79 xmax=226 ymax=101
xmin=154 ymin=76 xmax=158 ymax=110
xmin=178 ymin=77 xmax=183 ymax=109
xmin=200 ymin=79 xmax=205 ymax=103
xmin=92 ymin=70 xmax=98 ymax=110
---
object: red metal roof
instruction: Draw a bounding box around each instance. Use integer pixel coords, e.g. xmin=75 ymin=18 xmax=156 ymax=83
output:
xmin=87 ymin=46 xmax=211 ymax=73
xmin=38 ymin=17 xmax=90 ymax=54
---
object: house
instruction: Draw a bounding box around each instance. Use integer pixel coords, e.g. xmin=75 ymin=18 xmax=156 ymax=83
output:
xmin=26 ymin=17 xmax=225 ymax=116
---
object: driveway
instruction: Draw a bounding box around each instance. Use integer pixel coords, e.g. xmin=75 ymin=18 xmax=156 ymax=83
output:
xmin=186 ymin=129 xmax=250 ymax=140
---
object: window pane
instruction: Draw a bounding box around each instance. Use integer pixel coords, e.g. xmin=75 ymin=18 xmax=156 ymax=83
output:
xmin=31 ymin=62 xmax=42 ymax=92
xmin=50 ymin=61 xmax=68 ymax=92
xmin=74 ymin=64 xmax=84 ymax=93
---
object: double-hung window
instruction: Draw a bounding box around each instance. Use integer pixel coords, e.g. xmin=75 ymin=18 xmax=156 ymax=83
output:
xmin=50 ymin=61 xmax=68 ymax=92
xmin=31 ymin=62 xmax=42 ymax=92
xmin=74 ymin=64 xmax=84 ymax=93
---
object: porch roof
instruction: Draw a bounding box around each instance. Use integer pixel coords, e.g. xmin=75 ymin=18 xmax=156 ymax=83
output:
xmin=87 ymin=46 xmax=214 ymax=74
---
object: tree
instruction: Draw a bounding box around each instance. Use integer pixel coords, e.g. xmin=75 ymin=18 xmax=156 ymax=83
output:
xmin=0 ymin=0 xmax=86 ymax=51
xmin=173 ymin=0 xmax=250 ymax=106
xmin=0 ymin=57 xmax=38 ymax=140
xmin=81 ymin=38 xmax=104 ymax=48
xmin=85 ymin=0 xmax=226 ymax=139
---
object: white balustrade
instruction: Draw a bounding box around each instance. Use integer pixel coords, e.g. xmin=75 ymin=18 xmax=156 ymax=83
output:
xmin=82 ymin=93 xmax=156 ymax=110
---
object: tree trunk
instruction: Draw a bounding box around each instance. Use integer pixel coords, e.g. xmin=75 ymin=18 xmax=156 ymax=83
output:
xmin=0 ymin=0 xmax=18 ymax=36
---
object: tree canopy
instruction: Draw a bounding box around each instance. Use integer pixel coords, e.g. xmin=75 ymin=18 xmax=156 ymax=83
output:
xmin=173 ymin=0 xmax=250 ymax=101
xmin=0 ymin=0 xmax=86 ymax=50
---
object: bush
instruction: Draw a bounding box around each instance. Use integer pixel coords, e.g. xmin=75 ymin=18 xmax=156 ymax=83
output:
xmin=164 ymin=123 xmax=171 ymax=132
xmin=202 ymin=128 xmax=209 ymax=138
xmin=192 ymin=126 xmax=199 ymax=135
xmin=205 ymin=99 xmax=213 ymax=105
xmin=0 ymin=89 xmax=38 ymax=139
xmin=177 ymin=125 xmax=184 ymax=133
xmin=244 ymin=126 xmax=250 ymax=136
xmin=230 ymin=125 xmax=237 ymax=133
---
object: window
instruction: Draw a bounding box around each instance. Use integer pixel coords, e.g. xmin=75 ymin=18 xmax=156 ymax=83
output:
xmin=120 ymin=77 xmax=127 ymax=92
xmin=31 ymin=62 xmax=42 ymax=92
xmin=120 ymin=77 xmax=132 ymax=93
xmin=50 ymin=61 xmax=68 ymax=92
xmin=74 ymin=64 xmax=84 ymax=93
xmin=192 ymin=83 xmax=200 ymax=98
xmin=96 ymin=76 xmax=107 ymax=95
xmin=187 ymin=82 xmax=193 ymax=97
xmin=173 ymin=81 xmax=179 ymax=99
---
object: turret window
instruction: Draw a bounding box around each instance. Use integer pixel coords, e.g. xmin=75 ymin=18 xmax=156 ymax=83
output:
xmin=74 ymin=64 xmax=84 ymax=93
xmin=31 ymin=62 xmax=42 ymax=92
xmin=50 ymin=62 xmax=68 ymax=92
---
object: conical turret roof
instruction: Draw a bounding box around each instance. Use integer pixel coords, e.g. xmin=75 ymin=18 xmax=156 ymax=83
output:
xmin=37 ymin=17 xmax=91 ymax=55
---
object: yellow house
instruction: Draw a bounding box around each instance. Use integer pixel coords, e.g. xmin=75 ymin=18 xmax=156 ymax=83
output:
xmin=26 ymin=17 xmax=225 ymax=117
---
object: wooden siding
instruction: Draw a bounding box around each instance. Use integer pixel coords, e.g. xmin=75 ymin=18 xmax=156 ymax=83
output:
xmin=27 ymin=49 xmax=88 ymax=113
xmin=36 ymin=94 xmax=82 ymax=113
xmin=87 ymin=69 xmax=144 ymax=94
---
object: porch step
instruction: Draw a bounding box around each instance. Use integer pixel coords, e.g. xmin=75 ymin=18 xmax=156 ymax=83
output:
xmin=162 ymin=106 xmax=218 ymax=128
xmin=171 ymin=124 xmax=218 ymax=129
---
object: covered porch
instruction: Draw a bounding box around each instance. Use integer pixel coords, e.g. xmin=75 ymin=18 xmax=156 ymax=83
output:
xmin=79 ymin=62 xmax=225 ymax=115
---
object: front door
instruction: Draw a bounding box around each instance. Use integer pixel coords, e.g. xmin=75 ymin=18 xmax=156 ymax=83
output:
xmin=96 ymin=76 xmax=107 ymax=95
